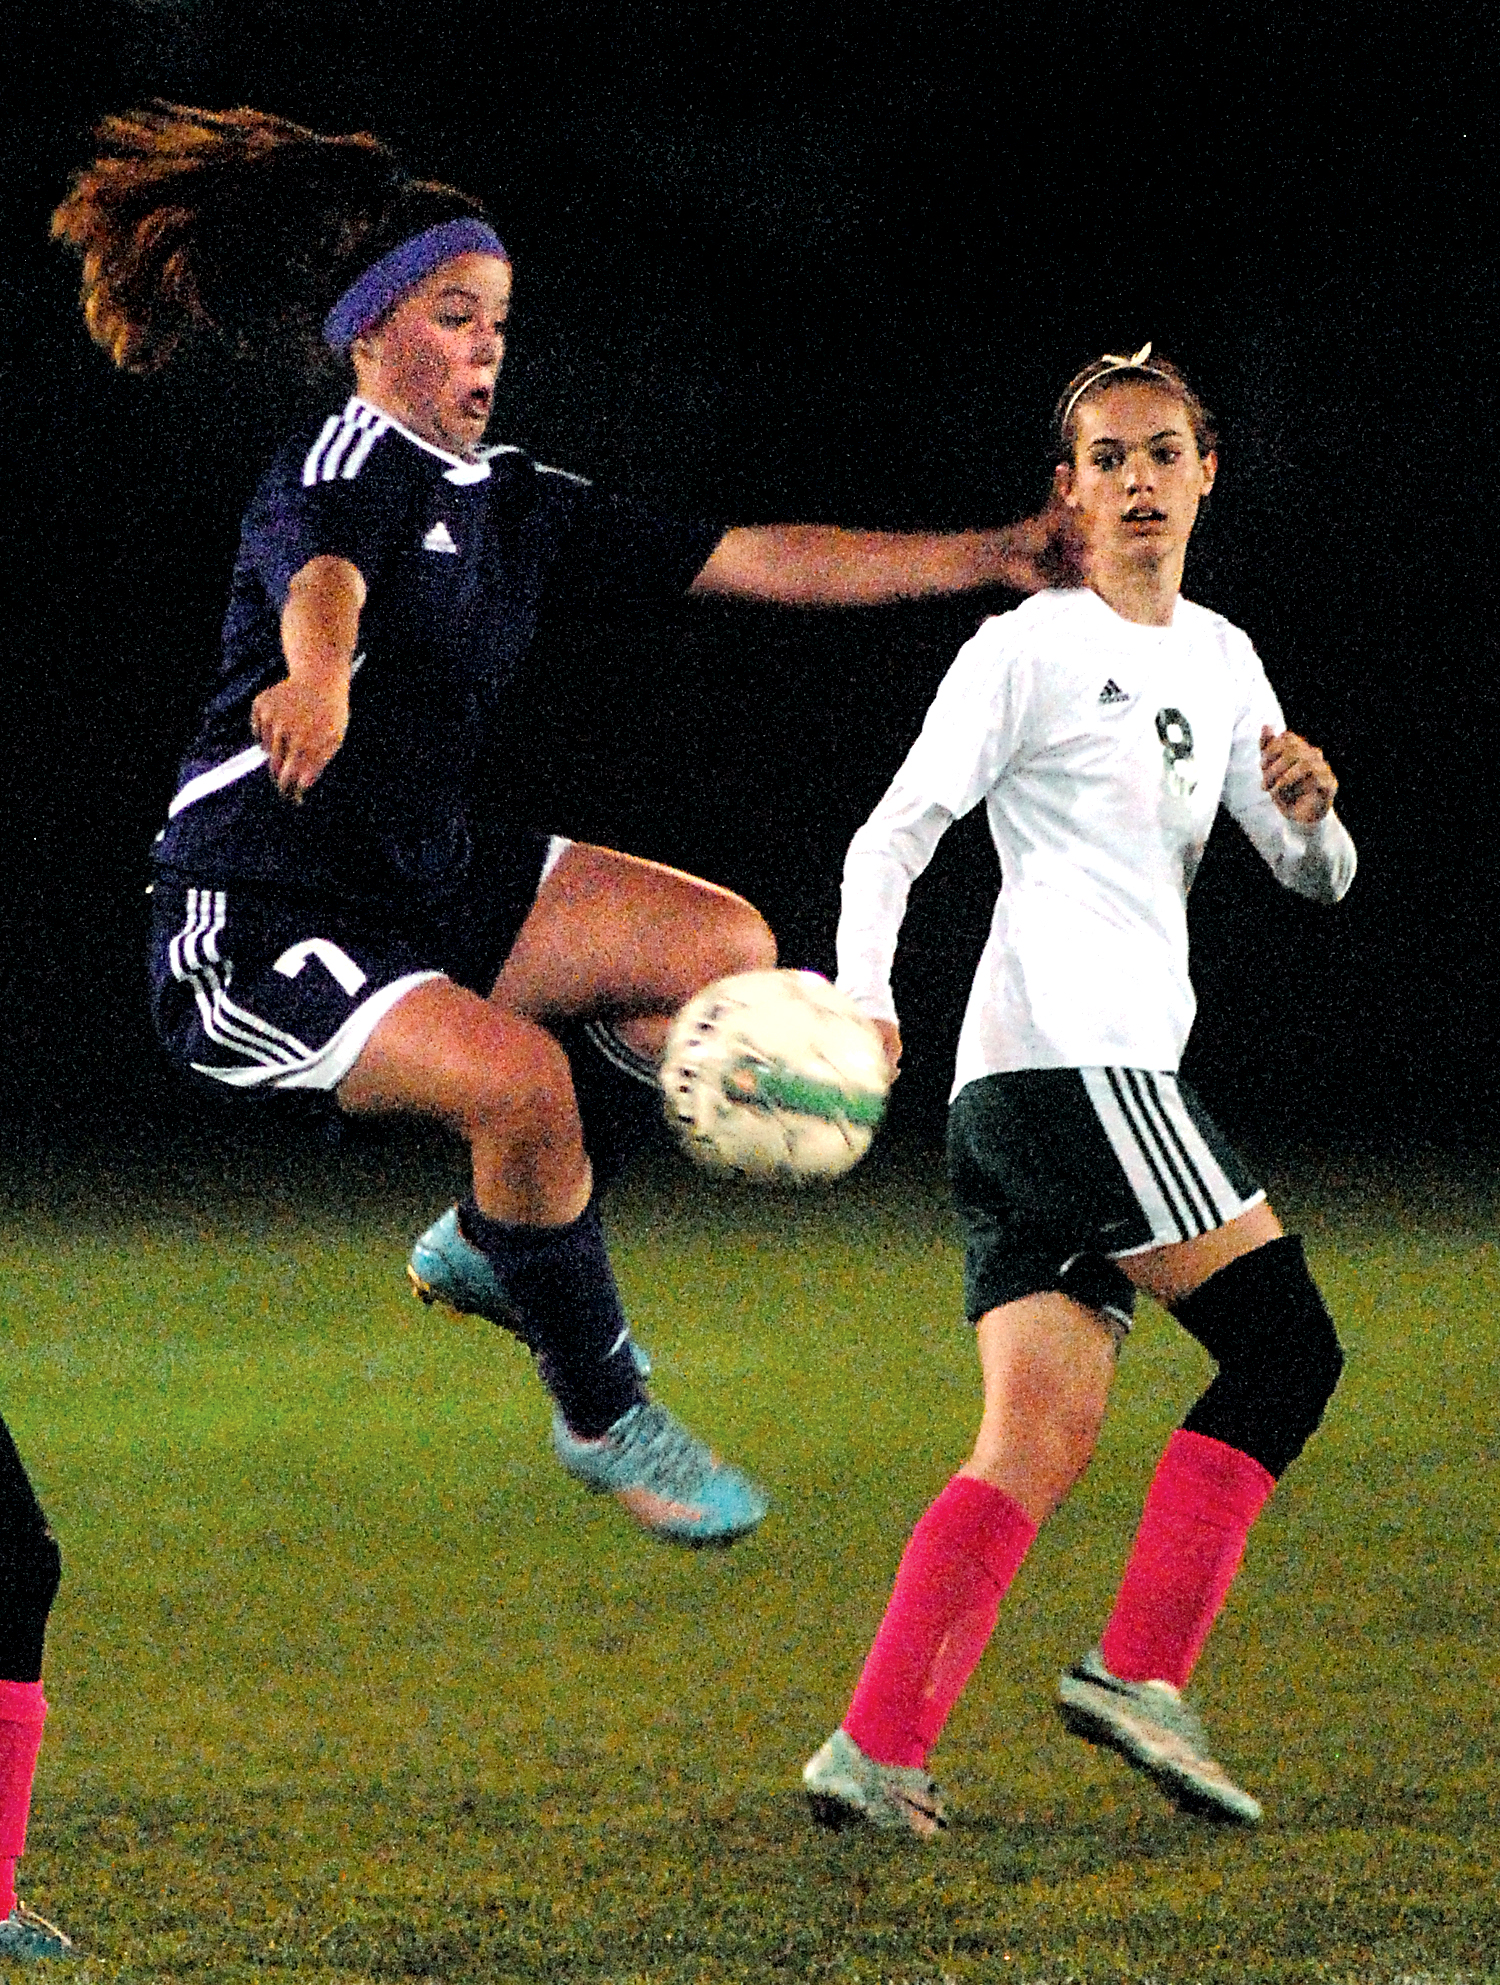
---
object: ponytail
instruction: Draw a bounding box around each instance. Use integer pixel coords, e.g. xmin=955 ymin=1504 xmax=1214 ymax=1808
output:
xmin=52 ymin=103 xmax=486 ymax=373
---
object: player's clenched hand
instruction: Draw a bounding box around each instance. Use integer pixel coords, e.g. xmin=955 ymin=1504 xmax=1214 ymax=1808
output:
xmin=251 ymin=674 xmax=349 ymax=801
xmin=1260 ymin=725 xmax=1337 ymax=825
xmin=999 ymin=492 xmax=1085 ymax=592
xmin=873 ymin=1018 xmax=903 ymax=1083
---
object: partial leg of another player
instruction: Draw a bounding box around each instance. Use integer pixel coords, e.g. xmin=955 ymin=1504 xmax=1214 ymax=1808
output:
xmin=1056 ymin=1202 xmax=1344 ymax=1824
xmin=0 ymin=1416 xmax=72 ymax=1960
xmin=804 ymin=1292 xmax=1118 ymax=1835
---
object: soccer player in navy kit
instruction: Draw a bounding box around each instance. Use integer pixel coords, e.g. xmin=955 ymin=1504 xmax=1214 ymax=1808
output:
xmin=54 ymin=105 xmax=1072 ymax=1548
xmin=803 ymin=348 xmax=1355 ymax=1833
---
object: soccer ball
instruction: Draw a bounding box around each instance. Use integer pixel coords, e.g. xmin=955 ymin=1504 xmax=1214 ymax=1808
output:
xmin=660 ymin=969 xmax=891 ymax=1183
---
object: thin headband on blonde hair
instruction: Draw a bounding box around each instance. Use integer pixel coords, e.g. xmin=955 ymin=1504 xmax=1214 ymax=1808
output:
xmin=1057 ymin=342 xmax=1174 ymax=434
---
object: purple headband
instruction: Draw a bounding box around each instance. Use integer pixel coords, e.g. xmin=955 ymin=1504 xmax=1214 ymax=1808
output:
xmin=322 ymin=218 xmax=508 ymax=353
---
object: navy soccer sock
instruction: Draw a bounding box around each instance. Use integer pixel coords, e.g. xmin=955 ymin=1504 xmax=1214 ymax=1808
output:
xmin=459 ymin=1198 xmax=648 ymax=1437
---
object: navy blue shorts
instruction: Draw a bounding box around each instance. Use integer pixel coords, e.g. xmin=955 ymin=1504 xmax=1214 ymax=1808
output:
xmin=148 ymin=831 xmax=563 ymax=1097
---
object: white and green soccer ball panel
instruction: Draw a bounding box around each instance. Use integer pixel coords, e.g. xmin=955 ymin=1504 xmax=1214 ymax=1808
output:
xmin=660 ymin=969 xmax=890 ymax=1183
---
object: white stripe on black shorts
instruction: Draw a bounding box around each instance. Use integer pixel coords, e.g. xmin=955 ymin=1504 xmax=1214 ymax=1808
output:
xmin=946 ymin=1067 xmax=1264 ymax=1330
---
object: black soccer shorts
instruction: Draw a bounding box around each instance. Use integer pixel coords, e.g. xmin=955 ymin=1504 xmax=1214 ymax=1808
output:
xmin=148 ymin=831 xmax=564 ymax=1096
xmin=946 ymin=1067 xmax=1264 ymax=1331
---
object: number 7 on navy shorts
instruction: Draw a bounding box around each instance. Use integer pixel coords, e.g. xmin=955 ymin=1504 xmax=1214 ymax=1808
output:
xmin=150 ymin=881 xmax=444 ymax=1092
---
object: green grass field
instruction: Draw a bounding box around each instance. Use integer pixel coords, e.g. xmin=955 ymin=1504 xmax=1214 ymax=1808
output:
xmin=1 ymin=1131 xmax=1496 ymax=1983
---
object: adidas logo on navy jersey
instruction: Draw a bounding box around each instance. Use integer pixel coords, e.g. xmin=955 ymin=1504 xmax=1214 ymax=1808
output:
xmin=423 ymin=521 xmax=459 ymax=554
xmin=1098 ymin=679 xmax=1130 ymax=705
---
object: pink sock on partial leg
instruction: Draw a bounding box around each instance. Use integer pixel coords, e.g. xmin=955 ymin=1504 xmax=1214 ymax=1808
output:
xmin=0 ymin=1681 xmax=47 ymax=1917
xmin=844 ymin=1475 xmax=1037 ymax=1769
xmin=1100 ymin=1429 xmax=1275 ymax=1690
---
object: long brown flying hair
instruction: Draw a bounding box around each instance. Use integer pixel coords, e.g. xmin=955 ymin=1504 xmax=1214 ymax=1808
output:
xmin=52 ymin=103 xmax=487 ymax=373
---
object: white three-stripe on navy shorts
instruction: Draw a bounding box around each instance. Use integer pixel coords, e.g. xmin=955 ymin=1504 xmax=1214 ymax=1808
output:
xmin=147 ymin=839 xmax=561 ymax=1095
xmin=152 ymin=883 xmax=443 ymax=1092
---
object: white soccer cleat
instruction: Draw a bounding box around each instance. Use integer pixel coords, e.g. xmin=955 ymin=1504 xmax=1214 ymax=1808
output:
xmin=802 ymin=1727 xmax=947 ymax=1838
xmin=0 ymin=1900 xmax=75 ymax=1960
xmin=1056 ymin=1646 xmax=1262 ymax=1825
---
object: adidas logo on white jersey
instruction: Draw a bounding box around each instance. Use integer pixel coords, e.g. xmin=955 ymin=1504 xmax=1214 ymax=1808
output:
xmin=423 ymin=520 xmax=459 ymax=554
xmin=1098 ymin=678 xmax=1130 ymax=705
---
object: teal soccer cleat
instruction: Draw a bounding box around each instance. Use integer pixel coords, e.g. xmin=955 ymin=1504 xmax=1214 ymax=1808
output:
xmin=406 ymin=1208 xmax=652 ymax=1375
xmin=0 ymin=1901 xmax=74 ymax=1960
xmin=1056 ymin=1646 xmax=1262 ymax=1824
xmin=551 ymin=1401 xmax=766 ymax=1545
xmin=802 ymin=1728 xmax=947 ymax=1837
xmin=408 ymin=1207 xmax=526 ymax=1331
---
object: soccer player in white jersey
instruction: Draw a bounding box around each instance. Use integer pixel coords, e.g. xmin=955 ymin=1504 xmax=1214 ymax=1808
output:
xmin=54 ymin=107 xmax=1073 ymax=1555
xmin=803 ymin=346 xmax=1356 ymax=1835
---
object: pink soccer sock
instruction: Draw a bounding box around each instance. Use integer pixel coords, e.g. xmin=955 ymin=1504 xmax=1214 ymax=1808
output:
xmin=844 ymin=1475 xmax=1038 ymax=1769
xmin=1100 ymin=1429 xmax=1275 ymax=1690
xmin=0 ymin=1680 xmax=47 ymax=1917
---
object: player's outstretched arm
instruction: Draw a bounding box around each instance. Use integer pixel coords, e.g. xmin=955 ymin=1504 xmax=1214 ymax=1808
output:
xmin=690 ymin=498 xmax=1079 ymax=606
xmin=252 ymin=556 xmax=366 ymax=802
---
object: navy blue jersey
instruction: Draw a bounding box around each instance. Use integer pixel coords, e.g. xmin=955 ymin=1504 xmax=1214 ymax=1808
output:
xmin=154 ymin=398 xmax=722 ymax=904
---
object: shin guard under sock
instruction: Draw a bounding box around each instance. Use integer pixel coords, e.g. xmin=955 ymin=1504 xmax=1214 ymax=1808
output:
xmin=0 ymin=1681 xmax=46 ymax=1916
xmin=461 ymin=1199 xmax=648 ymax=1437
xmin=1100 ymin=1428 xmax=1275 ymax=1690
xmin=844 ymin=1476 xmax=1037 ymax=1769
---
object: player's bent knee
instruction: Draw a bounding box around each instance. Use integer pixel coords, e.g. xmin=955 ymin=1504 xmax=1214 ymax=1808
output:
xmin=1171 ymin=1234 xmax=1343 ymax=1479
xmin=711 ymin=897 xmax=777 ymax=978
xmin=461 ymin=1021 xmax=581 ymax=1139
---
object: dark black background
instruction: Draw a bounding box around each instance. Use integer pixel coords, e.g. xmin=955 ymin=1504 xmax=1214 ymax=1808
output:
xmin=1 ymin=0 xmax=1493 ymax=1163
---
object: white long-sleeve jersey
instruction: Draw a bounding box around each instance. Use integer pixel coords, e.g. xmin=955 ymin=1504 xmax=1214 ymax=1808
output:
xmin=836 ymin=587 xmax=1357 ymax=1098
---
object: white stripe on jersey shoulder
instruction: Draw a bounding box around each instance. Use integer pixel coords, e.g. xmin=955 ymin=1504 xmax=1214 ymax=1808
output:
xmin=303 ymin=401 xmax=393 ymax=485
xmin=167 ymin=745 xmax=269 ymax=818
xmin=304 ymin=399 xmax=495 ymax=486
xmin=481 ymin=442 xmax=591 ymax=487
xmin=333 ymin=398 xmax=496 ymax=485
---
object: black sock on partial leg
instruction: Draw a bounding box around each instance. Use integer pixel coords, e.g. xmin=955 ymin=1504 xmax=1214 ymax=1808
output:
xmin=459 ymin=1198 xmax=648 ymax=1436
xmin=0 ymin=1416 xmax=59 ymax=1684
